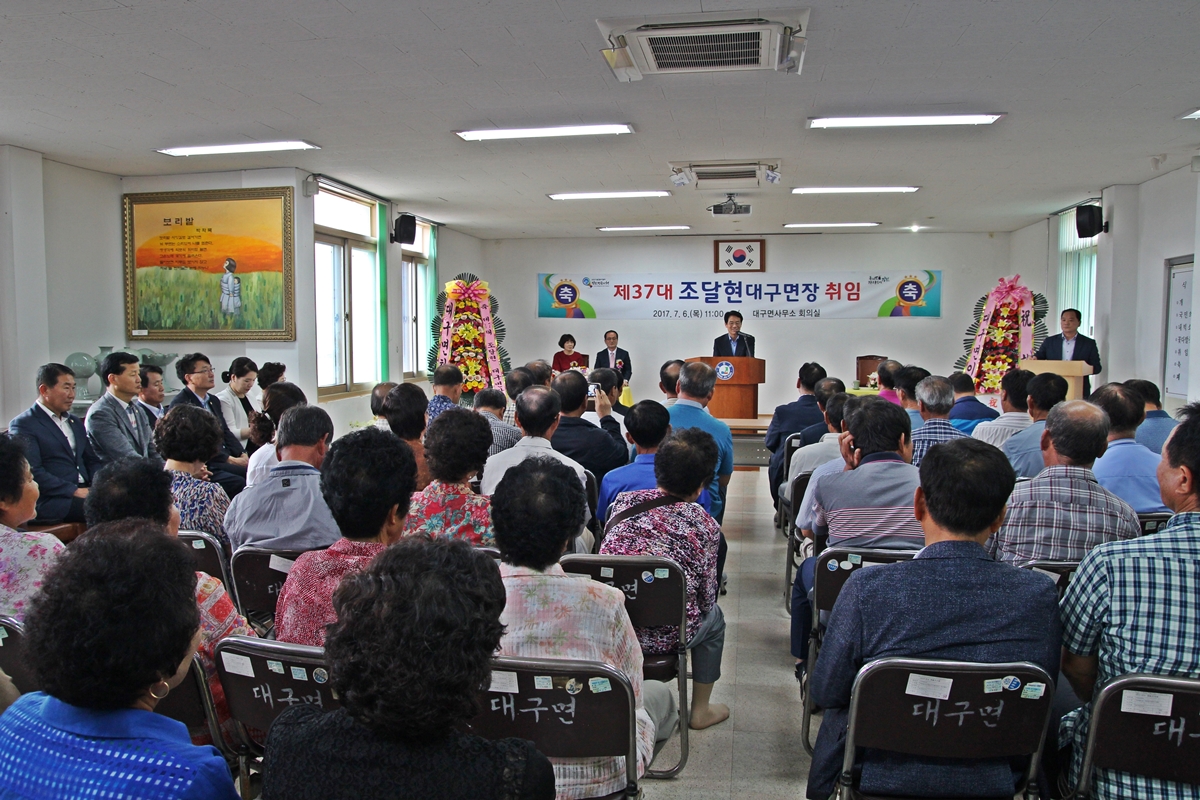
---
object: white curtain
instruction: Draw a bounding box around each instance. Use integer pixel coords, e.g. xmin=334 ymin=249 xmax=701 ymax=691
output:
xmin=1058 ymin=207 xmax=1098 ymax=336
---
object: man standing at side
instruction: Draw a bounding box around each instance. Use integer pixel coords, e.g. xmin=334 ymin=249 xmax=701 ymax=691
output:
xmin=593 ymin=330 xmax=632 ymax=384
xmin=550 ymin=370 xmax=628 ymax=484
xmin=973 ymin=368 xmax=1035 ymax=447
xmin=1088 ymin=382 xmax=1171 ymax=514
xmin=1003 ymin=372 xmax=1068 ymax=478
xmin=909 ymin=375 xmax=968 ymax=468
xmin=85 ymin=351 xmax=157 ymax=464
xmin=765 ymin=362 xmax=827 ymax=505
xmin=1126 ymin=378 xmax=1179 ymax=455
xmin=1034 ymin=308 xmax=1101 ymax=397
xmin=946 ymin=371 xmax=999 ymax=433
xmin=425 ymin=365 xmax=463 ymax=423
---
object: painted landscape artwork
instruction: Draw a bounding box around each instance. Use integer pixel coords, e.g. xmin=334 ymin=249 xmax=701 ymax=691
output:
xmin=123 ymin=187 xmax=295 ymax=340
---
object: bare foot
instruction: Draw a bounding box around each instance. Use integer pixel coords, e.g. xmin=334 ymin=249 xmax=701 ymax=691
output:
xmin=689 ymin=703 xmax=730 ymax=730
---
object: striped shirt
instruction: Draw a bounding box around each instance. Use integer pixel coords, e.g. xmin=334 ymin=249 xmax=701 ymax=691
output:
xmin=909 ymin=418 xmax=969 ymax=468
xmin=1060 ymin=511 xmax=1200 ymax=800
xmin=972 ymin=411 xmax=1034 ymax=448
xmin=986 ymin=465 xmax=1139 ymax=565
xmin=812 ymin=452 xmax=923 ymax=550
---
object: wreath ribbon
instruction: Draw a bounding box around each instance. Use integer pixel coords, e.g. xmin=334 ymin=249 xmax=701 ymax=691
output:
xmin=438 ymin=280 xmax=504 ymax=390
xmin=964 ymin=275 xmax=1035 ymax=378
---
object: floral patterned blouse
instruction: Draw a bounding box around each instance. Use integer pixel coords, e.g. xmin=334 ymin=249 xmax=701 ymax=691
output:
xmin=169 ymin=470 xmax=231 ymax=551
xmin=599 ymin=489 xmax=721 ymax=654
xmin=402 ymin=481 xmax=495 ymax=546
xmin=0 ymin=524 xmax=64 ymax=622
xmin=194 ymin=571 xmax=256 ymax=748
xmin=275 ymin=539 xmax=386 ymax=647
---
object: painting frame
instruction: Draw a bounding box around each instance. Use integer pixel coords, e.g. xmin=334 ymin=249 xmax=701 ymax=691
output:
xmin=714 ymin=238 xmax=766 ymax=273
xmin=123 ymin=186 xmax=296 ymax=341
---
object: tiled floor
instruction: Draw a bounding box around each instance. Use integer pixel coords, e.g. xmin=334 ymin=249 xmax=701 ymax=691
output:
xmin=644 ymin=468 xmax=812 ymax=799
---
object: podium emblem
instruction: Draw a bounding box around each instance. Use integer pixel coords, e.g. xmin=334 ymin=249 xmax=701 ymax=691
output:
xmin=715 ymin=361 xmax=735 ymax=380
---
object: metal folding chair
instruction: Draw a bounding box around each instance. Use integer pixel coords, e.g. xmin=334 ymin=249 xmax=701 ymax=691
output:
xmin=156 ymin=654 xmax=234 ymax=761
xmin=1137 ymin=512 xmax=1172 ymax=536
xmin=0 ymin=616 xmax=36 ymax=694
xmin=1021 ymin=560 xmax=1080 ymax=600
xmin=179 ymin=529 xmax=232 ymax=593
xmin=229 ymin=547 xmax=314 ymax=635
xmin=775 ymin=432 xmax=806 ymax=536
xmin=783 ymin=471 xmax=813 ymax=609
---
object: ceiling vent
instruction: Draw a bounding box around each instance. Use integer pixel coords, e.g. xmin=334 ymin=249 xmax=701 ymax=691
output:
xmin=669 ymin=160 xmax=781 ymax=190
xmin=598 ymin=9 xmax=809 ymax=82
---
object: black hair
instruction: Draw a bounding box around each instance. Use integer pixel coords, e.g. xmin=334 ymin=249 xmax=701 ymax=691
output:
xmin=847 ymin=396 xmax=911 ymax=456
xmin=514 ymin=386 xmax=561 ymax=437
xmin=894 ymin=365 xmax=931 ymax=401
xmin=492 ymin=457 xmax=586 ymax=569
xmin=370 ymin=382 xmax=398 ymax=417
xmin=678 ymin=361 xmax=717 ymax=398
xmin=876 ymin=360 xmax=902 ymax=390
xmin=552 ymin=370 xmax=588 ymax=414
xmin=1124 ymin=379 xmax=1162 ymax=409
xmin=655 ymin=428 xmax=718 ymax=497
xmin=257 ymin=362 xmax=287 ymax=390
xmin=1061 ymin=308 xmax=1082 ymax=323
xmin=814 ymin=377 xmax=846 ymax=409
xmin=1045 ymin=400 xmax=1110 ymax=464
xmin=383 ymin=383 xmax=428 ymax=441
xmin=99 ymin=351 xmax=140 ymax=388
xmin=423 ymin=408 xmax=493 ymax=483
xmin=590 ymin=367 xmax=622 ymax=396
xmin=85 ymin=458 xmax=173 ymax=528
xmin=558 ymin=334 xmax=576 ymax=349
xmin=1001 ymin=369 xmax=1034 ymax=411
xmin=174 ymin=353 xmax=210 ymax=383
xmin=948 ymin=372 xmax=976 ymax=394
xmin=825 ymin=392 xmax=851 ymax=431
xmin=220 ymin=356 xmax=258 ymax=384
xmin=1089 ymin=382 xmax=1145 ymax=435
xmin=432 ymin=364 xmax=463 ymax=387
xmin=474 ymin=388 xmax=507 ymax=411
xmin=138 ymin=364 xmax=163 ymax=388
xmin=25 ymin=521 xmax=199 ymax=710
xmin=524 ymin=360 xmax=553 ymax=386
xmin=1027 ymin=372 xmax=1069 ymax=413
xmin=505 ymin=368 xmax=535 ymax=401
xmin=797 ymin=362 xmax=828 ymax=392
xmin=35 ymin=363 xmax=73 ymax=392
xmin=625 ymin=401 xmax=670 ymax=449
xmin=321 ymin=427 xmax=417 ymax=539
xmin=154 ymin=404 xmax=223 ymax=463
xmin=603 ymin=330 xmax=618 ymax=340
xmin=723 ymin=310 xmax=743 ymax=324
xmin=919 ymin=439 xmax=1015 ymax=535
xmin=1165 ymin=402 xmax=1200 ymax=482
xmin=276 ymin=405 xmax=334 ymax=450
xmin=0 ymin=435 xmax=28 ymax=505
xmin=325 ymin=538 xmax=505 ymax=743
xmin=659 ymin=360 xmax=685 ymax=394
xmin=250 ymin=381 xmax=307 ymax=447
xmin=223 ymin=257 xmax=237 ymax=273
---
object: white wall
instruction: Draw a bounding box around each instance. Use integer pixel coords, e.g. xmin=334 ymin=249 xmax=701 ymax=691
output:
xmin=1009 ymin=219 xmax=1052 ymax=304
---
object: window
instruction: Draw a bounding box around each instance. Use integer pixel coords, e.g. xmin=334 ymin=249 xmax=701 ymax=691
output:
xmin=399 ymin=221 xmax=436 ymax=377
xmin=1057 ymin=206 xmax=1098 ymax=336
xmin=314 ymin=188 xmax=384 ymax=396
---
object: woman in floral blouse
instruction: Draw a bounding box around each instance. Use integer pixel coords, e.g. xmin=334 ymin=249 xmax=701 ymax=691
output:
xmin=0 ymin=435 xmax=63 ymax=622
xmin=154 ymin=405 xmax=231 ymax=550
xmin=403 ymin=408 xmax=496 ymax=546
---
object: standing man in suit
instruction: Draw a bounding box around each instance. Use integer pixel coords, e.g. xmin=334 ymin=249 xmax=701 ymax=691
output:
xmin=1033 ymin=308 xmax=1101 ymax=397
xmin=712 ymin=311 xmax=755 ymax=357
xmin=8 ymin=363 xmax=103 ymax=523
xmin=85 ymin=351 xmax=157 ymax=464
xmin=168 ymin=352 xmax=248 ymax=498
xmin=594 ymin=330 xmax=632 ymax=383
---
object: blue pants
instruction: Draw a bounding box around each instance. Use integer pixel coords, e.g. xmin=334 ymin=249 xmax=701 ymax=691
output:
xmin=790 ymin=556 xmax=816 ymax=660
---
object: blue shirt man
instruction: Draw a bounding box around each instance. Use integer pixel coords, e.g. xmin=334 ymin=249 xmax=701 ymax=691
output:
xmin=668 ymin=363 xmax=735 ymax=521
xmin=1004 ymin=418 xmax=1048 ymax=478
xmin=1136 ymin=408 xmax=1177 ymax=455
xmin=1090 ymin=438 xmax=1170 ymax=514
xmin=598 ymin=453 xmax=711 ymax=522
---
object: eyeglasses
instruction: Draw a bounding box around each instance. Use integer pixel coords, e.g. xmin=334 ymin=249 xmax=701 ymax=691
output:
xmin=189 ymin=368 xmax=215 ymax=376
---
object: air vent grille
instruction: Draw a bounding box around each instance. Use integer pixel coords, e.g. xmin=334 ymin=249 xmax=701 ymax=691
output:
xmin=694 ymin=168 xmax=759 ymax=181
xmin=646 ymin=31 xmax=763 ymax=70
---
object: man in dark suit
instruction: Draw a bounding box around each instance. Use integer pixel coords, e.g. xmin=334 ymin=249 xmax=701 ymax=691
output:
xmin=1033 ymin=308 xmax=1101 ymax=397
xmin=798 ymin=377 xmax=848 ymax=446
xmin=8 ymin=363 xmax=103 ymax=523
xmin=593 ymin=330 xmax=632 ymax=383
xmin=167 ymin=352 xmax=248 ymax=498
xmin=712 ymin=310 xmax=755 ymax=357
xmin=765 ymin=362 xmax=828 ymax=504
xmin=548 ymin=370 xmax=629 ymax=484
xmin=806 ymin=438 xmax=1062 ymax=800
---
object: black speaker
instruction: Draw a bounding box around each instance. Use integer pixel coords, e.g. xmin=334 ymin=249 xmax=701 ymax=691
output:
xmin=1076 ymin=205 xmax=1106 ymax=238
xmin=392 ymin=213 xmax=417 ymax=244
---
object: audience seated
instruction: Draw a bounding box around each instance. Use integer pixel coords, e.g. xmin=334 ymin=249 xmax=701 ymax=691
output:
xmin=473 ymin=388 xmax=522 ymax=455
xmin=369 ymin=381 xmax=398 ymax=431
xmin=894 ymin=364 xmax=931 ymax=433
xmin=427 ymin=364 xmax=463 ymax=422
xmin=85 ymin=350 xmax=157 ymax=463
xmin=493 ymin=458 xmax=678 ymax=798
xmin=1089 ymin=382 xmax=1171 ymax=513
xmin=263 ymin=537 xmax=554 ymax=800
xmin=83 ymin=459 xmax=255 ymax=748
xmin=0 ymin=521 xmax=239 ymax=799
xmin=987 ymin=400 xmax=1139 ymax=565
xmin=0 ymin=434 xmax=63 ymax=621
xmin=503 ymin=367 xmax=535 ymax=425
xmin=525 ymin=359 xmax=553 ymax=388
xmin=875 ymin=359 xmax=903 ymax=405
xmin=1126 ymin=378 xmax=1179 ymax=455
xmin=403 ymin=408 xmax=496 ymax=546
xmin=793 ymin=396 xmax=868 ymax=537
xmin=947 ymin=370 xmax=999 ymax=433
xmin=1058 ymin=401 xmax=1200 ymax=800
xmin=254 ymin=361 xmax=287 ymax=405
xmin=137 ymin=364 xmax=167 ymax=426
xmin=224 ymin=406 xmax=340 ymax=552
xmin=909 ymin=375 xmax=968 ymax=467
xmin=549 ymin=370 xmax=628 ymax=484
xmin=214 ymin=357 xmax=260 ymax=452
xmin=797 ymin=377 xmax=847 ymax=447
xmin=765 ymin=362 xmax=828 ymax=504
xmin=552 ymin=333 xmax=588 ymax=374
xmin=275 ymin=427 xmax=416 ymax=646
xmin=167 ymin=353 xmax=248 ymax=498
xmin=972 ymin=368 xmax=1036 ymax=447
xmin=806 ymin=439 xmax=1061 ymax=800
xmin=581 ymin=367 xmax=628 ymax=434
xmin=600 ymin=428 xmax=729 ymax=730
xmin=245 ymin=381 xmax=308 ymax=488
xmin=782 ymin=392 xmax=851 ymax=503
xmin=155 ymin=405 xmax=232 ymax=550
xmin=480 ymin=386 xmax=586 ymax=494
xmin=8 ymin=363 xmax=102 ymax=524
xmin=658 ymin=359 xmax=684 ymax=407
xmin=382 ymin=382 xmax=432 ymax=491
xmin=1002 ymin=372 xmax=1069 ymax=478
xmin=668 ymin=362 xmax=734 ymax=522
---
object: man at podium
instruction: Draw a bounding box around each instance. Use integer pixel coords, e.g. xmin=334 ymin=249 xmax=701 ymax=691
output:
xmin=713 ymin=311 xmax=755 ymax=357
xmin=1032 ymin=308 xmax=1101 ymax=398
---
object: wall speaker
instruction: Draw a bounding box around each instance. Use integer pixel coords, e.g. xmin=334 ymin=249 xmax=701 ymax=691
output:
xmin=1076 ymin=205 xmax=1106 ymax=238
xmin=392 ymin=213 xmax=417 ymax=244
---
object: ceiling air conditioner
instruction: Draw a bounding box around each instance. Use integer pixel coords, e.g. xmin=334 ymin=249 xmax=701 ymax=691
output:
xmin=669 ymin=160 xmax=781 ymax=190
xmin=598 ymin=9 xmax=809 ymax=82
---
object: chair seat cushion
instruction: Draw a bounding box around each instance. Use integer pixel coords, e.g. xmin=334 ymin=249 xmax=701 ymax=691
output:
xmin=643 ymin=654 xmax=678 ymax=683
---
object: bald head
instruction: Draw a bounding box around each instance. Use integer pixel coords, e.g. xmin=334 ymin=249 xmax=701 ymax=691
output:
xmin=370 ymin=382 xmax=398 ymax=418
xmin=1042 ymin=399 xmax=1110 ymax=468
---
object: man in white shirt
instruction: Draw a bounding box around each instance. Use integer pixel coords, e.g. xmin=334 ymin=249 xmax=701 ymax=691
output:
xmin=86 ymin=351 xmax=157 ymax=463
xmin=973 ymin=368 xmax=1036 ymax=448
xmin=783 ymin=393 xmax=852 ymax=502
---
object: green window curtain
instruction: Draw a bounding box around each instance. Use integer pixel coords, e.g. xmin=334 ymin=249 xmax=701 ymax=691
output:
xmin=376 ymin=203 xmax=389 ymax=381
xmin=1058 ymin=208 xmax=1098 ymax=336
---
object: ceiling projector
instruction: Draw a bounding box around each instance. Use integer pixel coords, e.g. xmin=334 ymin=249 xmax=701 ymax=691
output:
xmin=709 ymin=194 xmax=751 ymax=216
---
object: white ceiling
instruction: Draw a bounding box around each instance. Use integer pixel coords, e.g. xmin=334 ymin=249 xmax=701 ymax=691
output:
xmin=4 ymin=0 xmax=1200 ymax=238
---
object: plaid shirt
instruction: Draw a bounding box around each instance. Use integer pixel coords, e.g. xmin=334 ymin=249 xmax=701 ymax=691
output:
xmin=986 ymin=465 xmax=1139 ymax=565
xmin=909 ymin=417 xmax=968 ymax=468
xmin=483 ymin=411 xmax=522 ymax=456
xmin=1060 ymin=511 xmax=1200 ymax=800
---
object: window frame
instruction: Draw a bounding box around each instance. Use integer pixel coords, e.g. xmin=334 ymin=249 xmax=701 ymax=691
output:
xmin=399 ymin=221 xmax=436 ymax=380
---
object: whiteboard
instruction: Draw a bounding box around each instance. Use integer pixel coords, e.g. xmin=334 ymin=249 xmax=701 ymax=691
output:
xmin=1165 ymin=264 xmax=1193 ymax=398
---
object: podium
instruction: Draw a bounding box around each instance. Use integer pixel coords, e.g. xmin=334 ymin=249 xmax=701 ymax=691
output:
xmin=685 ymin=356 xmax=766 ymax=419
xmin=1019 ymin=359 xmax=1091 ymax=400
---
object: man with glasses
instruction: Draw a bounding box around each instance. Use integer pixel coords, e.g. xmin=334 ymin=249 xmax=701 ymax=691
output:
xmin=168 ymin=352 xmax=249 ymax=498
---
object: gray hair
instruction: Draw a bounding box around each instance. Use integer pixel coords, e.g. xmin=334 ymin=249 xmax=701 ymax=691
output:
xmin=1045 ymin=400 xmax=1110 ymax=465
xmin=276 ymin=405 xmax=334 ymax=449
xmin=678 ymin=362 xmax=717 ymax=398
xmin=915 ymin=376 xmax=954 ymax=416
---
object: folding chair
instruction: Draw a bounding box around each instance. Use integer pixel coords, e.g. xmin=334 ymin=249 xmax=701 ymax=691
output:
xmin=775 ymin=432 xmax=806 ymax=537
xmin=560 ymin=554 xmax=689 ymax=778
xmin=230 ymin=547 xmax=314 ymax=635
xmin=156 ymin=654 xmax=233 ymax=761
xmin=1137 ymin=512 xmax=1172 ymax=536
xmin=584 ymin=469 xmax=601 ymax=549
xmin=179 ymin=529 xmax=232 ymax=594
xmin=465 ymin=655 xmax=641 ymax=800
xmin=837 ymin=657 xmax=1055 ymax=800
xmin=783 ymin=471 xmax=813 ymax=609
xmin=1069 ymin=673 xmax=1200 ymax=797
xmin=214 ymin=635 xmax=338 ymax=798
xmin=801 ymin=547 xmax=917 ymax=755
xmin=1021 ymin=560 xmax=1080 ymax=600
xmin=0 ymin=616 xmax=36 ymax=694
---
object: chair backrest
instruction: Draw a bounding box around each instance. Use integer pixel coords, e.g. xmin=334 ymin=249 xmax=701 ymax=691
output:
xmin=230 ymin=547 xmax=313 ymax=620
xmin=1076 ymin=672 xmax=1200 ymax=793
xmin=560 ymin=554 xmax=687 ymax=633
xmin=1138 ymin=513 xmax=1172 ymax=536
xmin=0 ymin=617 xmax=36 ymax=694
xmin=812 ymin=548 xmax=916 ymax=614
xmin=782 ymin=432 xmax=805 ymax=476
xmin=584 ymin=469 xmax=599 ymax=519
xmin=178 ymin=530 xmax=231 ymax=589
xmin=155 ymin=653 xmax=227 ymax=751
xmin=842 ymin=657 xmax=1054 ymax=792
xmin=1021 ymin=561 xmax=1079 ymax=599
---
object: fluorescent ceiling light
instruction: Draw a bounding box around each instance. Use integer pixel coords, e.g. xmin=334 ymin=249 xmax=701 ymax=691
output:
xmin=597 ymin=225 xmax=690 ymax=232
xmin=808 ymin=114 xmax=1003 ymax=129
xmin=549 ymin=191 xmax=670 ymax=200
xmin=792 ymin=186 xmax=919 ymax=194
xmin=456 ymin=124 xmax=633 ymax=141
xmin=1181 ymin=109 xmax=1200 ymax=120
xmin=157 ymin=140 xmax=319 ymax=157
xmin=784 ymin=222 xmax=879 ymax=228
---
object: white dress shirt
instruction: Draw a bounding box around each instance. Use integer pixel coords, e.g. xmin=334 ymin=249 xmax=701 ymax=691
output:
xmin=35 ymin=399 xmax=82 ymax=483
xmin=479 ymin=436 xmax=586 ymax=495
xmin=1062 ymin=334 xmax=1077 ymax=362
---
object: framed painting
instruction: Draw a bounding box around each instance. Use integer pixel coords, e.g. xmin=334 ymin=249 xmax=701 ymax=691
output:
xmin=714 ymin=239 xmax=766 ymax=273
xmin=123 ymin=186 xmax=295 ymax=340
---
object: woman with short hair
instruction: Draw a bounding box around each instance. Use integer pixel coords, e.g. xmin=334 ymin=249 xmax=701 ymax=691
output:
xmin=155 ymin=405 xmax=231 ymax=549
xmin=402 ymin=408 xmax=495 ymax=546
xmin=0 ymin=435 xmax=62 ymax=621
xmin=551 ymin=334 xmax=588 ymax=374
xmin=215 ymin=356 xmax=259 ymax=451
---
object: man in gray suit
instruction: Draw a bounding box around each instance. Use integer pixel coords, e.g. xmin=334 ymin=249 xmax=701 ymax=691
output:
xmin=86 ymin=351 xmax=158 ymax=463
